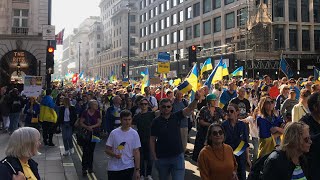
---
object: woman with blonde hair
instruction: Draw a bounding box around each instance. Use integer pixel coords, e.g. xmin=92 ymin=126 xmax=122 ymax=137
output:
xmin=0 ymin=127 xmax=41 ymax=179
xmin=256 ymin=96 xmax=284 ymax=158
xmin=292 ymin=89 xmax=311 ymax=122
xmin=262 ymin=122 xmax=311 ymax=179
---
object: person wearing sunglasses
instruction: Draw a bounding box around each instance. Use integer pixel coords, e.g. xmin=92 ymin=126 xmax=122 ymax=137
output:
xmin=300 ymin=92 xmax=320 ymax=180
xmin=256 ymin=96 xmax=284 ymax=158
xmin=262 ymin=122 xmax=311 ymax=180
xmin=150 ymin=89 xmax=204 ymax=180
xmin=292 ymin=89 xmax=311 ymax=122
xmin=192 ymin=94 xmax=225 ymax=162
xmin=132 ymin=98 xmax=156 ymax=180
xmin=222 ymin=103 xmax=250 ymax=180
xmin=198 ymin=123 xmax=238 ymax=180
xmin=288 ymin=78 xmax=300 ymax=100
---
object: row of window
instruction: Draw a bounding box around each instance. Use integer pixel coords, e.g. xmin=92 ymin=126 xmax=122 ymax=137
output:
xmin=140 ymin=11 xmax=243 ymax=38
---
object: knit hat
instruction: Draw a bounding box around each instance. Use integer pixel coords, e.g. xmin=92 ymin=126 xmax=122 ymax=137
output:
xmin=206 ymin=94 xmax=217 ymax=101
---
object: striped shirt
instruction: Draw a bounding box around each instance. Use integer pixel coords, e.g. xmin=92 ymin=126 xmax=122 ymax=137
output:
xmin=291 ymin=165 xmax=307 ymax=180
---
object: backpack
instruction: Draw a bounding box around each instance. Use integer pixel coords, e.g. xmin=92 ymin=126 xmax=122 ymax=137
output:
xmin=247 ymin=151 xmax=275 ymax=180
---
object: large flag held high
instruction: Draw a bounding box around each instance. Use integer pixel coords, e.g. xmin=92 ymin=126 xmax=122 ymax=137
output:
xmin=205 ymin=57 xmax=224 ymax=89
xmin=314 ymin=66 xmax=320 ymax=81
xmin=187 ymin=63 xmax=199 ymax=92
xmin=109 ymin=71 xmax=117 ymax=83
xmin=222 ymin=62 xmax=229 ymax=76
xmin=200 ymin=58 xmax=213 ymax=77
xmin=141 ymin=68 xmax=150 ymax=94
xmin=232 ymin=66 xmax=244 ymax=77
xmin=55 ymin=29 xmax=65 ymax=45
xmin=280 ymin=58 xmax=294 ymax=78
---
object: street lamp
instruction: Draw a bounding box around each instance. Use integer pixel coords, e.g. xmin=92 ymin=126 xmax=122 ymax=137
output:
xmin=127 ymin=2 xmax=131 ymax=79
xmin=78 ymin=41 xmax=82 ymax=74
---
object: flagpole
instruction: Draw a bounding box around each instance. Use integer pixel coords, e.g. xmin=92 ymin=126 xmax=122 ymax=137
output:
xmin=279 ymin=50 xmax=283 ymax=80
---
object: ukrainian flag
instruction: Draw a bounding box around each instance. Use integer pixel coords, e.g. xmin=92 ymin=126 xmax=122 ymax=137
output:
xmin=200 ymin=58 xmax=213 ymax=77
xmin=109 ymin=71 xmax=117 ymax=83
xmin=233 ymin=141 xmax=249 ymax=156
xmin=222 ymin=62 xmax=229 ymax=76
xmin=314 ymin=66 xmax=320 ymax=81
xmin=232 ymin=66 xmax=244 ymax=77
xmin=205 ymin=57 xmax=224 ymax=89
xmin=91 ymin=135 xmax=101 ymax=143
xmin=141 ymin=68 xmax=150 ymax=94
xmin=186 ymin=63 xmax=199 ymax=92
xmin=177 ymin=80 xmax=193 ymax=94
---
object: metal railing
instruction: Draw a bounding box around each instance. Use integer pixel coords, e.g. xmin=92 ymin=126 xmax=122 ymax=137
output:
xmin=12 ymin=27 xmax=29 ymax=35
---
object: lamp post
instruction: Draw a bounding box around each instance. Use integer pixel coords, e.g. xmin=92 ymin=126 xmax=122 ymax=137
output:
xmin=127 ymin=2 xmax=130 ymax=79
xmin=78 ymin=41 xmax=81 ymax=74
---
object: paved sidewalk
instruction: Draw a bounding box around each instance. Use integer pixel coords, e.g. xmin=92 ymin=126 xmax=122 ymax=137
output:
xmin=0 ymin=132 xmax=79 ymax=180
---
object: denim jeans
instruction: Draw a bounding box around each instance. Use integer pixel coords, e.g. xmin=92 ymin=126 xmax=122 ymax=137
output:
xmin=140 ymin=142 xmax=153 ymax=176
xmin=9 ymin=112 xmax=20 ymax=133
xmin=155 ymin=153 xmax=185 ymax=180
xmin=62 ymin=122 xmax=73 ymax=151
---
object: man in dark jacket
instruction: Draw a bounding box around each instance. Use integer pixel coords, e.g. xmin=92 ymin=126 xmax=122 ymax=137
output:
xmin=7 ymin=88 xmax=23 ymax=134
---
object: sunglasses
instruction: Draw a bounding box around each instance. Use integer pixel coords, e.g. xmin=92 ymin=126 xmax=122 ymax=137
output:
xmin=303 ymin=136 xmax=312 ymax=144
xmin=161 ymin=105 xmax=172 ymax=109
xmin=212 ymin=130 xmax=224 ymax=136
xmin=227 ymin=110 xmax=235 ymax=114
xmin=140 ymin=103 xmax=148 ymax=106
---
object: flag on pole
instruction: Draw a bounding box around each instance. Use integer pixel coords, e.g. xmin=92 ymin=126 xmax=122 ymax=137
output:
xmin=314 ymin=66 xmax=320 ymax=81
xmin=200 ymin=58 xmax=213 ymax=77
xmin=205 ymin=57 xmax=224 ymax=89
xmin=109 ymin=71 xmax=117 ymax=83
xmin=187 ymin=63 xmax=199 ymax=92
xmin=55 ymin=29 xmax=65 ymax=45
xmin=177 ymin=81 xmax=193 ymax=94
xmin=222 ymin=62 xmax=229 ymax=76
xmin=232 ymin=66 xmax=244 ymax=77
xmin=280 ymin=58 xmax=293 ymax=78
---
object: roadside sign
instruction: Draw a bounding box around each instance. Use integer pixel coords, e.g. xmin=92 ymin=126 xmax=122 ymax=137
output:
xmin=42 ymin=25 xmax=55 ymax=40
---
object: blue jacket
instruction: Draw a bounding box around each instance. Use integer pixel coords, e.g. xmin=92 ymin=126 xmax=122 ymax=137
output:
xmin=23 ymin=102 xmax=40 ymax=124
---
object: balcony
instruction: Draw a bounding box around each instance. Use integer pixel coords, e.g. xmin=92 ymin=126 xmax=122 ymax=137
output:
xmin=12 ymin=27 xmax=28 ymax=35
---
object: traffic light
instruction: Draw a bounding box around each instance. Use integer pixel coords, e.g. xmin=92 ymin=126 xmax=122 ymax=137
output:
xmin=188 ymin=45 xmax=197 ymax=67
xmin=121 ymin=63 xmax=126 ymax=74
xmin=46 ymin=46 xmax=54 ymax=74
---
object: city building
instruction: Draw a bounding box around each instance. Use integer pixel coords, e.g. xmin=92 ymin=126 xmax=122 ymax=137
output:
xmin=0 ymin=0 xmax=49 ymax=86
xmin=91 ymin=0 xmax=140 ymax=79
xmin=135 ymin=0 xmax=320 ymax=79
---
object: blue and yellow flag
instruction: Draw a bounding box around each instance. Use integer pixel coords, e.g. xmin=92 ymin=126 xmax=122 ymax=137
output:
xmin=233 ymin=141 xmax=249 ymax=156
xmin=187 ymin=63 xmax=199 ymax=92
xmin=141 ymin=68 xmax=150 ymax=94
xmin=205 ymin=57 xmax=224 ymax=89
xmin=280 ymin=58 xmax=293 ymax=78
xmin=314 ymin=66 xmax=320 ymax=81
xmin=91 ymin=135 xmax=101 ymax=143
xmin=200 ymin=58 xmax=213 ymax=77
xmin=222 ymin=62 xmax=229 ymax=76
xmin=109 ymin=71 xmax=117 ymax=83
xmin=177 ymin=80 xmax=193 ymax=94
xmin=232 ymin=66 xmax=244 ymax=77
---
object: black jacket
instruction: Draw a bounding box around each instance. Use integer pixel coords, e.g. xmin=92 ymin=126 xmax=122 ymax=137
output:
xmin=0 ymin=156 xmax=40 ymax=180
xmin=58 ymin=105 xmax=77 ymax=126
xmin=262 ymin=150 xmax=310 ymax=180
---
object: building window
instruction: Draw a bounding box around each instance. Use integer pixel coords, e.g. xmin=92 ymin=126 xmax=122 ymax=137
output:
xmin=214 ymin=16 xmax=221 ymax=32
xmin=130 ymin=15 xmax=136 ymax=22
xmin=186 ymin=26 xmax=192 ymax=40
xmin=203 ymin=20 xmax=211 ymax=35
xmin=97 ymin=35 xmax=101 ymax=39
xmin=194 ymin=23 xmax=200 ymax=38
xmin=172 ymin=14 xmax=177 ymax=25
xmin=166 ymin=16 xmax=170 ymax=28
xmin=273 ymin=0 xmax=284 ymax=19
xmin=302 ymin=29 xmax=310 ymax=51
xmin=179 ymin=29 xmax=184 ymax=41
xmin=161 ymin=19 xmax=165 ymax=30
xmin=161 ymin=36 xmax=165 ymax=46
xmin=155 ymin=22 xmax=158 ymax=32
xmin=97 ymin=43 xmax=101 ymax=48
xmin=274 ymin=25 xmax=285 ymax=50
xmin=203 ymin=0 xmax=211 ymax=14
xmin=12 ymin=9 xmax=28 ymax=27
xmin=186 ymin=6 xmax=192 ymax=20
xmin=289 ymin=0 xmax=297 ymax=22
xmin=166 ymin=0 xmax=170 ymax=10
xmin=150 ymin=24 xmax=154 ymax=33
xmin=130 ymin=38 xmax=136 ymax=45
xmin=155 ymin=6 xmax=158 ymax=16
xmin=179 ymin=10 xmax=184 ymax=22
xmin=225 ymin=12 xmax=235 ymax=29
xmin=213 ymin=0 xmax=221 ymax=9
xmin=289 ymin=29 xmax=298 ymax=51
xmin=315 ymin=0 xmax=320 ymax=22
xmin=172 ymin=0 xmax=177 ymax=7
xmin=315 ymin=30 xmax=320 ymax=51
xmin=129 ymin=26 xmax=136 ymax=34
xmin=161 ymin=3 xmax=165 ymax=13
xmin=237 ymin=8 xmax=247 ymax=26
xmin=193 ymin=3 xmax=200 ymax=17
xmin=301 ymin=0 xmax=309 ymax=22
xmin=225 ymin=0 xmax=234 ymax=5
xmin=166 ymin=34 xmax=170 ymax=45
xmin=204 ymin=42 xmax=211 ymax=48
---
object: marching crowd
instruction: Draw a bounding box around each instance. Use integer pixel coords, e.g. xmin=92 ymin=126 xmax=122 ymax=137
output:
xmin=0 ymin=74 xmax=319 ymax=180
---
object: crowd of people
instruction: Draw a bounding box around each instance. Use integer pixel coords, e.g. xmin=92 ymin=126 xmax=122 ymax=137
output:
xmin=0 ymin=74 xmax=319 ymax=180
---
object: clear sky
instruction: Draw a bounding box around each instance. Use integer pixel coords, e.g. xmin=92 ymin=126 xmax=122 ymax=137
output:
xmin=52 ymin=0 xmax=101 ymax=59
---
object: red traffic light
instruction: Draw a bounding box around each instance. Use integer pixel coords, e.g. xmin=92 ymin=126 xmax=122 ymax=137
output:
xmin=122 ymin=63 xmax=126 ymax=67
xmin=47 ymin=46 xmax=54 ymax=53
xmin=191 ymin=45 xmax=197 ymax=51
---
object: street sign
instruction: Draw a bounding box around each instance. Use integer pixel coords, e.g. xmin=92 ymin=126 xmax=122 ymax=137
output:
xmin=158 ymin=62 xmax=170 ymax=73
xmin=157 ymin=52 xmax=170 ymax=62
xmin=42 ymin=25 xmax=55 ymax=40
